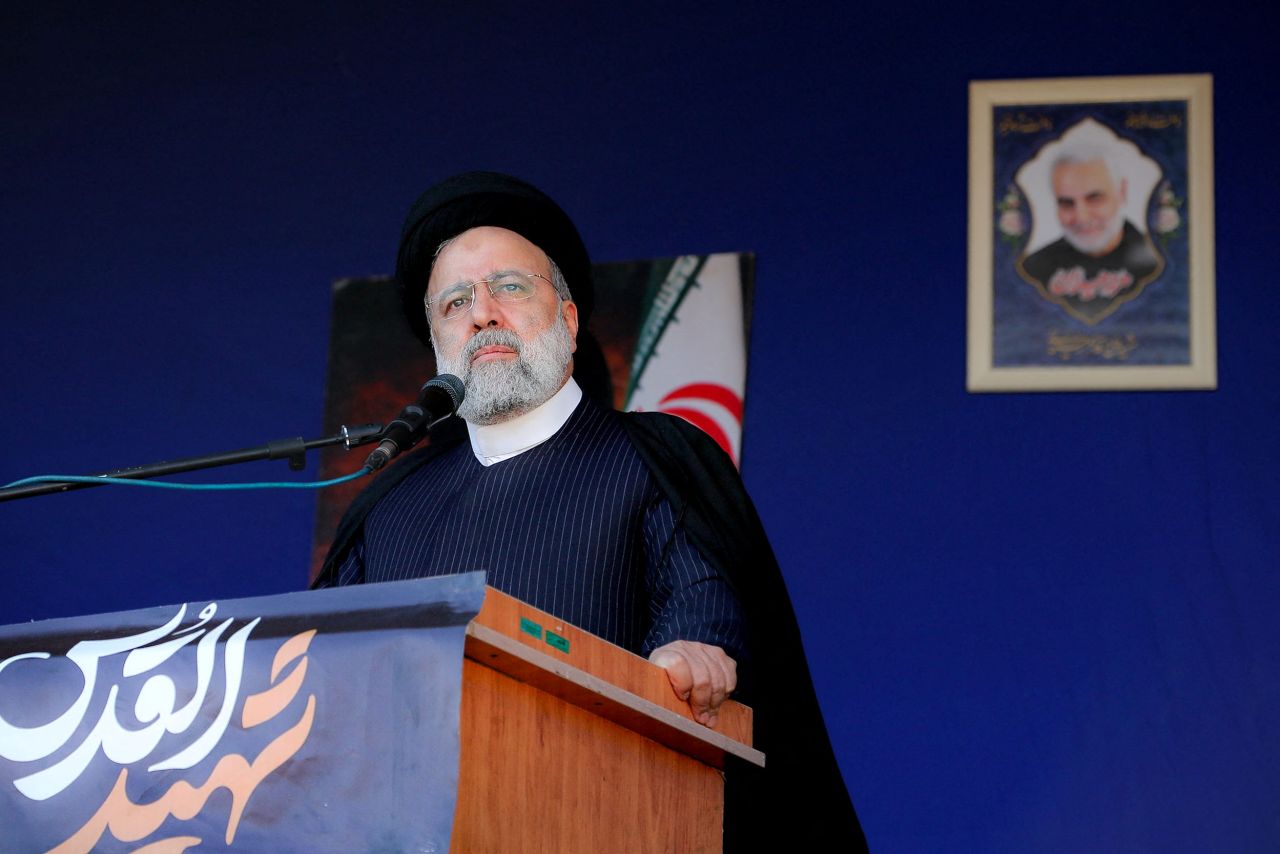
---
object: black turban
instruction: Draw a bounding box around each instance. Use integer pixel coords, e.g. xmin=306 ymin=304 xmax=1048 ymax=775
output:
xmin=395 ymin=171 xmax=595 ymax=345
xmin=393 ymin=171 xmax=611 ymax=405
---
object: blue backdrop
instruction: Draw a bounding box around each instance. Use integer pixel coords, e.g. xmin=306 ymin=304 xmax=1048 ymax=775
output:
xmin=3 ymin=3 xmax=1277 ymax=850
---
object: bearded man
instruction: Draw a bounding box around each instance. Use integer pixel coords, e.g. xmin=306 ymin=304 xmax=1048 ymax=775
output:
xmin=1019 ymin=144 xmax=1162 ymax=324
xmin=316 ymin=171 xmax=866 ymax=850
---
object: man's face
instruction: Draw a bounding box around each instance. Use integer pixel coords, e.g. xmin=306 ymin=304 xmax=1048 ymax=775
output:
xmin=1052 ymin=159 xmax=1127 ymax=256
xmin=425 ymin=226 xmax=579 ymax=424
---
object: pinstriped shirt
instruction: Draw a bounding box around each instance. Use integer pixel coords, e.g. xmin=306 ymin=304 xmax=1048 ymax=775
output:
xmin=333 ymin=395 xmax=746 ymax=660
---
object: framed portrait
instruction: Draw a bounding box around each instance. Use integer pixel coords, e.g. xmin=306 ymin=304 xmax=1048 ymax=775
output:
xmin=967 ymin=74 xmax=1216 ymax=391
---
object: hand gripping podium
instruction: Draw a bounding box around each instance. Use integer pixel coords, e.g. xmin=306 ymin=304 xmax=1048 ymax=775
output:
xmin=455 ymin=586 xmax=765 ymax=852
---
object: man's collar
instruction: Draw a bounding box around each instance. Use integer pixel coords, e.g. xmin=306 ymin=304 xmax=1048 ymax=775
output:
xmin=465 ymin=377 xmax=583 ymax=466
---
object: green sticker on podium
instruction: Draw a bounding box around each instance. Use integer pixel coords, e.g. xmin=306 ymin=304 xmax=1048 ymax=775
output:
xmin=546 ymin=631 xmax=569 ymax=653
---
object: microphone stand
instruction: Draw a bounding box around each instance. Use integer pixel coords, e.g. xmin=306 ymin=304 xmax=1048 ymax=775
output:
xmin=0 ymin=424 xmax=383 ymax=504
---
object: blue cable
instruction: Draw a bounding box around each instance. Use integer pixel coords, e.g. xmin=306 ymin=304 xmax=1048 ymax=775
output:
xmin=3 ymin=468 xmax=373 ymax=492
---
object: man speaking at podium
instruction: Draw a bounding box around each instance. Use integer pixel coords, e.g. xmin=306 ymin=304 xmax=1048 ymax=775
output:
xmin=316 ymin=172 xmax=866 ymax=850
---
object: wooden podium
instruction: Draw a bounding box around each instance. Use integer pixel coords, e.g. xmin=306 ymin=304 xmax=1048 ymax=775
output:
xmin=452 ymin=587 xmax=765 ymax=852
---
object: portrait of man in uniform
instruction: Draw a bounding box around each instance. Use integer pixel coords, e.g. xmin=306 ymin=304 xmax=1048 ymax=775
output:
xmin=1014 ymin=118 xmax=1164 ymax=325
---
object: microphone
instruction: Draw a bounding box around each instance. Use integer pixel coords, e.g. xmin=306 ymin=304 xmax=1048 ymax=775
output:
xmin=363 ymin=374 xmax=465 ymax=471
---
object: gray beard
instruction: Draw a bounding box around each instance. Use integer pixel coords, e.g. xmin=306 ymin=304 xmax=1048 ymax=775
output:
xmin=433 ymin=315 xmax=574 ymax=425
xmin=1063 ymin=210 xmax=1126 ymax=256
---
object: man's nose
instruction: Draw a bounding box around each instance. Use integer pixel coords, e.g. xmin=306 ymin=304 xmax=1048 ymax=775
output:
xmin=469 ymin=283 xmax=505 ymax=328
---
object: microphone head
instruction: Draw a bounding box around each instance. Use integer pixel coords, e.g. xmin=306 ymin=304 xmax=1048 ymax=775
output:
xmin=422 ymin=373 xmax=465 ymax=412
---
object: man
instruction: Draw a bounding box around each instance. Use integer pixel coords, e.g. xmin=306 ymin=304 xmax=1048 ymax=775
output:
xmin=317 ymin=171 xmax=865 ymax=849
xmin=1019 ymin=143 xmax=1162 ymax=324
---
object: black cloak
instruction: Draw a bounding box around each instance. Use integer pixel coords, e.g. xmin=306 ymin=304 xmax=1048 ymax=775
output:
xmin=317 ymin=411 xmax=868 ymax=851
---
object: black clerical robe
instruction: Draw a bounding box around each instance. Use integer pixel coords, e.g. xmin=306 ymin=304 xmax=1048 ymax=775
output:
xmin=324 ymin=395 xmax=747 ymax=665
xmin=318 ymin=403 xmax=867 ymax=851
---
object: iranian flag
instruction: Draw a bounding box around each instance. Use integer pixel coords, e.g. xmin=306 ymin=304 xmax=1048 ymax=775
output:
xmin=624 ymin=253 xmax=750 ymax=467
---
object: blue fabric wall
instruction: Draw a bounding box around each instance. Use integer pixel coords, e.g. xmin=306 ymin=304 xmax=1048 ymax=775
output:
xmin=3 ymin=3 xmax=1277 ymax=849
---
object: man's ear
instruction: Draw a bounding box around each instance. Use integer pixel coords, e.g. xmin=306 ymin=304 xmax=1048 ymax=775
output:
xmin=1119 ymin=178 xmax=1129 ymax=204
xmin=562 ymin=300 xmax=579 ymax=353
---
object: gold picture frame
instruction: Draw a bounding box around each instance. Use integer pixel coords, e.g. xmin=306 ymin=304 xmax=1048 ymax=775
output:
xmin=967 ymin=74 xmax=1216 ymax=392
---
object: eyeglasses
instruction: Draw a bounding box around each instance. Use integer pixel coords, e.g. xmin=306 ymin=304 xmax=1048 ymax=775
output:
xmin=425 ymin=271 xmax=553 ymax=322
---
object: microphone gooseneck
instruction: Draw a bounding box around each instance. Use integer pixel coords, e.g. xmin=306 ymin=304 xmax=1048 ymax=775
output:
xmin=363 ymin=374 xmax=465 ymax=471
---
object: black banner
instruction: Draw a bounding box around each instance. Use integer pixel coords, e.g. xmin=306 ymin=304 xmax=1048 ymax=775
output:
xmin=0 ymin=572 xmax=486 ymax=852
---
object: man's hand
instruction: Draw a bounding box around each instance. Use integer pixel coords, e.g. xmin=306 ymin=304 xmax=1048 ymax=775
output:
xmin=649 ymin=640 xmax=737 ymax=727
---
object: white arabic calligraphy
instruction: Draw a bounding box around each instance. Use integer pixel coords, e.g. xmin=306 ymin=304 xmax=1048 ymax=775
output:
xmin=0 ymin=603 xmax=261 ymax=802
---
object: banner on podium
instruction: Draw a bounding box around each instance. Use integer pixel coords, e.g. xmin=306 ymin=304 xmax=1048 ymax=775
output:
xmin=0 ymin=572 xmax=486 ymax=852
